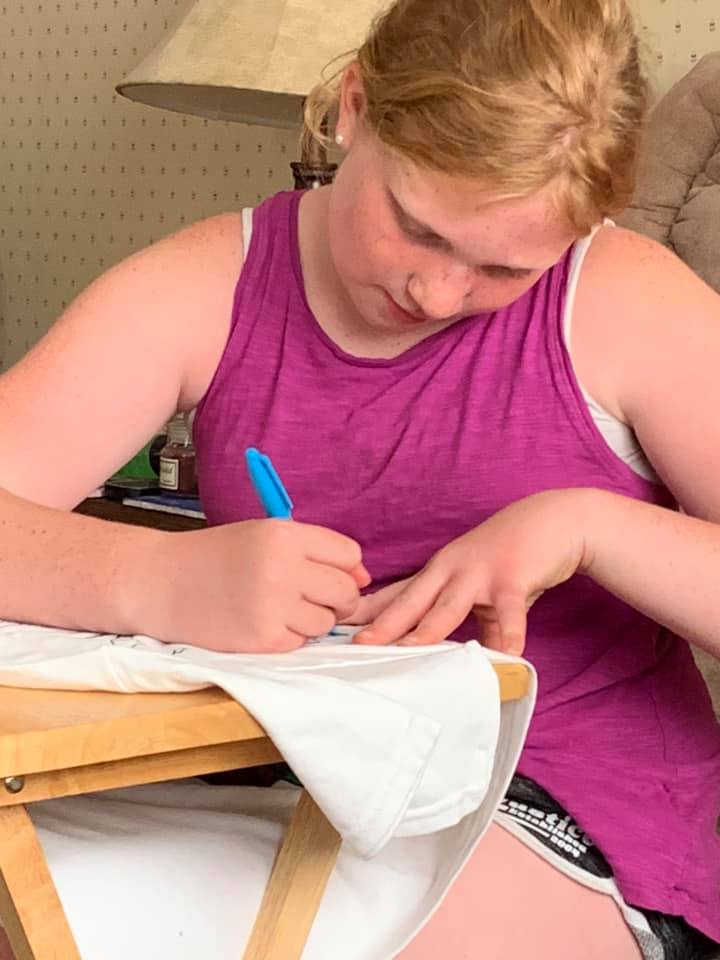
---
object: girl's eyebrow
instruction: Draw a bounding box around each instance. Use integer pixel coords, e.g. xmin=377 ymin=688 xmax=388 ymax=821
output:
xmin=385 ymin=186 xmax=536 ymax=276
xmin=386 ymin=186 xmax=449 ymax=244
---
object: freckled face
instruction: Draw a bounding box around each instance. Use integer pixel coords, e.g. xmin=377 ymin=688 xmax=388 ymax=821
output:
xmin=325 ymin=101 xmax=579 ymax=338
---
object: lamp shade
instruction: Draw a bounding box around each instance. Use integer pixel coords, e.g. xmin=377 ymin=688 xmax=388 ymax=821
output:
xmin=116 ymin=0 xmax=387 ymax=128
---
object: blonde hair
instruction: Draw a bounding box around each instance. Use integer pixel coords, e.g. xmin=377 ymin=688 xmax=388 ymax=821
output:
xmin=304 ymin=0 xmax=649 ymax=233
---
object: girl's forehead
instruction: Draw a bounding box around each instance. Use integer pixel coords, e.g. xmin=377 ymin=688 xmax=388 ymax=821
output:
xmin=387 ymin=153 xmax=542 ymax=219
xmin=381 ymin=153 xmax=578 ymax=263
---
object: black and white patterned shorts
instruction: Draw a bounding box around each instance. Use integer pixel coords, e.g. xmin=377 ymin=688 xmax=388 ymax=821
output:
xmin=497 ymin=775 xmax=720 ymax=960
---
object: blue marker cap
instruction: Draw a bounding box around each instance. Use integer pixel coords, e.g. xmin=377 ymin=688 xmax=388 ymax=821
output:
xmin=245 ymin=448 xmax=294 ymax=519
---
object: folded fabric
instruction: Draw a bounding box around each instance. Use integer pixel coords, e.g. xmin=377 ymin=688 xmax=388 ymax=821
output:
xmin=0 ymin=621 xmax=536 ymax=958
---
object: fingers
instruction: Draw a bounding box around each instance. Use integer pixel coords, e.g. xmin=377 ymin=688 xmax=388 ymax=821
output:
xmin=493 ymin=591 xmax=528 ymax=656
xmin=474 ymin=607 xmax=502 ymax=650
xmin=302 ymin=564 xmax=363 ymax=621
xmin=354 ymin=571 xmax=446 ymax=645
xmin=354 ymin=574 xmax=530 ymax=652
xmin=396 ymin=582 xmax=476 ymax=645
xmin=351 ymin=563 xmax=372 ymax=588
xmin=287 ymin=600 xmax=337 ymax=640
xmin=475 ymin=593 xmax=528 ymax=656
xmin=342 ymin=579 xmax=411 ymax=625
xmin=298 ymin=522 xmax=366 ymax=574
xmin=273 ymin=628 xmax=311 ymax=653
xmin=290 ymin=523 xmax=371 ymax=588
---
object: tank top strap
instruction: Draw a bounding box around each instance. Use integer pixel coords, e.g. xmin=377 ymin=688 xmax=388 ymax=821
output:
xmin=227 ymin=190 xmax=299 ymax=338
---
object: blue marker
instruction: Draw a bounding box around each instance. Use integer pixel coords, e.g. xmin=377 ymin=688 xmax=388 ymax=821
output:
xmin=245 ymin=447 xmax=343 ymax=637
xmin=245 ymin=448 xmax=293 ymax=519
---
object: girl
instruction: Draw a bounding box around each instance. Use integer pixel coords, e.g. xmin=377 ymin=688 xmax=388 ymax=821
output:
xmin=0 ymin=1 xmax=717 ymax=955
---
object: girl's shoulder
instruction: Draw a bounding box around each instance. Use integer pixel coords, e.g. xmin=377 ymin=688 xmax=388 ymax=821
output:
xmin=570 ymin=224 xmax=719 ymax=425
xmin=0 ymin=212 xmax=246 ymax=508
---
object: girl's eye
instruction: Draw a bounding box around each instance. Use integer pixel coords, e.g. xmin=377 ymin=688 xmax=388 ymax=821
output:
xmin=391 ymin=195 xmax=451 ymax=251
xmin=397 ymin=208 xmax=534 ymax=280
xmin=481 ymin=265 xmax=532 ymax=280
xmin=482 ymin=265 xmax=513 ymax=278
xmin=406 ymin=227 xmax=445 ymax=249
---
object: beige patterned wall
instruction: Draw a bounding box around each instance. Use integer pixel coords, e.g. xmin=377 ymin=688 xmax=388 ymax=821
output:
xmin=634 ymin=0 xmax=719 ymax=95
xmin=0 ymin=0 xmax=297 ymax=369
xmin=1 ymin=0 xmax=719 ymax=369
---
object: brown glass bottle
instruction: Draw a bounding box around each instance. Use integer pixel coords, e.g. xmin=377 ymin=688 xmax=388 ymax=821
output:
xmin=158 ymin=414 xmax=198 ymax=497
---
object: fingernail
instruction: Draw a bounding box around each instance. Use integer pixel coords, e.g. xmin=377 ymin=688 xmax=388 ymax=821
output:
xmin=354 ymin=630 xmax=375 ymax=645
xmin=397 ymin=634 xmax=418 ymax=646
xmin=353 ymin=564 xmax=372 ymax=588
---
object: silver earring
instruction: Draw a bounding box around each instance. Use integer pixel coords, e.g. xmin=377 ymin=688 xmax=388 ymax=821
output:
xmin=335 ymin=132 xmax=344 ymax=146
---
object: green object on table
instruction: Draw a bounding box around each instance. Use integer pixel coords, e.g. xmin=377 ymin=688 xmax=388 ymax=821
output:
xmin=113 ymin=440 xmax=157 ymax=480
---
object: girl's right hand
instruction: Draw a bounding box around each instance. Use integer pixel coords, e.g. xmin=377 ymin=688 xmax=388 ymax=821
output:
xmin=126 ymin=519 xmax=370 ymax=653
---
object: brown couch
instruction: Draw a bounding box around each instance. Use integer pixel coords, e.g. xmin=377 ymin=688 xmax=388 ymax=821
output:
xmin=618 ymin=51 xmax=720 ymax=295
xmin=617 ymin=53 xmax=720 ymax=715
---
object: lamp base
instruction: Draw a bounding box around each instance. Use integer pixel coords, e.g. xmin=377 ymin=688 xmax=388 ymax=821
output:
xmin=291 ymin=161 xmax=338 ymax=190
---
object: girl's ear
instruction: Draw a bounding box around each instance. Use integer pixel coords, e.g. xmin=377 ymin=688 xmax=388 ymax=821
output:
xmin=336 ymin=61 xmax=367 ymax=150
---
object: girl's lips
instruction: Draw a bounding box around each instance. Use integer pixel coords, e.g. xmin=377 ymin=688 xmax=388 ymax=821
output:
xmin=384 ymin=291 xmax=430 ymax=324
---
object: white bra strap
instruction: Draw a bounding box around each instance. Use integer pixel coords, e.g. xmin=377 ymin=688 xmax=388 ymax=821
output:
xmin=241 ymin=207 xmax=254 ymax=264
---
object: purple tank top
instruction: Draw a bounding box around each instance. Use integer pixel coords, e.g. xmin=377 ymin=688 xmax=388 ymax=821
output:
xmin=194 ymin=190 xmax=720 ymax=938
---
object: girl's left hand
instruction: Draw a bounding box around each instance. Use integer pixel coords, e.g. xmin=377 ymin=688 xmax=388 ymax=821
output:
xmin=348 ymin=489 xmax=592 ymax=655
